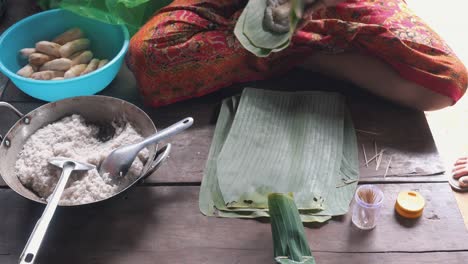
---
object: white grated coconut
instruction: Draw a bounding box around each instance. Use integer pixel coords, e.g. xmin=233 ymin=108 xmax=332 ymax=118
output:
xmin=14 ymin=114 xmax=149 ymax=205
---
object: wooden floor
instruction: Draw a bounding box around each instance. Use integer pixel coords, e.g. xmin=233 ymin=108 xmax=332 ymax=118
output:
xmin=1 ymin=1 xmax=467 ymax=263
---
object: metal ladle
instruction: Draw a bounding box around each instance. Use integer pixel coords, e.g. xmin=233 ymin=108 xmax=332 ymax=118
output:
xmin=19 ymin=158 xmax=95 ymax=264
xmin=99 ymin=117 xmax=194 ymax=178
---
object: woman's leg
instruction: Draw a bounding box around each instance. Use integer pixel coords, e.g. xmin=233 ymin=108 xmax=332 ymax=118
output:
xmin=301 ymin=52 xmax=453 ymax=111
xmin=294 ymin=0 xmax=467 ymax=111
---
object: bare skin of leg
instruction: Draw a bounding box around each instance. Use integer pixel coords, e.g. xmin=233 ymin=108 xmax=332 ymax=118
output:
xmin=301 ymin=52 xmax=453 ymax=111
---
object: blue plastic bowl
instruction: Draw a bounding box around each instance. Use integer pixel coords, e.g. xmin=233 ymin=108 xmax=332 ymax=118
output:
xmin=0 ymin=9 xmax=129 ymax=101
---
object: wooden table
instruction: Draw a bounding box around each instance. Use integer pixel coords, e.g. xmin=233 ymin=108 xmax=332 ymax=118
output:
xmin=1 ymin=2 xmax=467 ymax=263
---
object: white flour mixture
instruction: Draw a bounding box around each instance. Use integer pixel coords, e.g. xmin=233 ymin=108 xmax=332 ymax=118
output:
xmin=15 ymin=114 xmax=149 ymax=205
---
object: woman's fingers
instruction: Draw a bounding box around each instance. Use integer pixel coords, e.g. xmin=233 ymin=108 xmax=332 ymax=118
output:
xmin=455 ymin=157 xmax=468 ymax=165
xmin=453 ymin=166 xmax=468 ymax=179
xmin=459 ymin=176 xmax=468 ymax=187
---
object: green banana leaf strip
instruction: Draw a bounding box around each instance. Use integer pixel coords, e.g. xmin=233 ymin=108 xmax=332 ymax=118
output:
xmin=269 ymin=193 xmax=316 ymax=264
xmin=38 ymin=0 xmax=172 ymax=36
xmin=199 ymin=88 xmax=358 ymax=223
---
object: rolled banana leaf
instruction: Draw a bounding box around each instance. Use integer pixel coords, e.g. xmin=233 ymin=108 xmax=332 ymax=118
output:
xmin=269 ymin=193 xmax=316 ymax=264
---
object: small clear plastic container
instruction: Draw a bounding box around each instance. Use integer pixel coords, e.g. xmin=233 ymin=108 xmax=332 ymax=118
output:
xmin=351 ymin=185 xmax=384 ymax=230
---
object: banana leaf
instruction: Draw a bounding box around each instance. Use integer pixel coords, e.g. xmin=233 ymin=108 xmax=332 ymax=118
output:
xmin=233 ymin=5 xmax=271 ymax=57
xmin=234 ymin=0 xmax=304 ymax=57
xmin=269 ymin=193 xmax=316 ymax=264
xmin=199 ymin=88 xmax=358 ymax=222
xmin=37 ymin=0 xmax=172 ymax=36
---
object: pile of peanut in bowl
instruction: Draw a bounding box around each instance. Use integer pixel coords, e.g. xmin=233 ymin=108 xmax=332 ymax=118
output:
xmin=17 ymin=27 xmax=108 ymax=80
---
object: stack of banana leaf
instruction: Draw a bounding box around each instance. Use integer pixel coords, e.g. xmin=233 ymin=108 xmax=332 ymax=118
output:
xmin=199 ymin=88 xmax=359 ymax=223
xmin=235 ymin=0 xmax=309 ymax=57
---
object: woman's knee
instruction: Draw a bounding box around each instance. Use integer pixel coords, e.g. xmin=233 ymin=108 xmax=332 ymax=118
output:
xmin=301 ymin=52 xmax=457 ymax=111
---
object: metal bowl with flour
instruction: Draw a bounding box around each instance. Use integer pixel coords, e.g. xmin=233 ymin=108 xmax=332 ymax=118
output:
xmin=0 ymin=95 xmax=171 ymax=206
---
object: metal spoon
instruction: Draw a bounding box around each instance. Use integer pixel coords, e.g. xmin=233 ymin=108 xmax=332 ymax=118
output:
xmin=99 ymin=117 xmax=194 ymax=178
xmin=19 ymin=158 xmax=95 ymax=264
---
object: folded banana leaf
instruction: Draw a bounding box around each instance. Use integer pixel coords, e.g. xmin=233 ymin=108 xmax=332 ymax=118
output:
xmin=199 ymin=88 xmax=358 ymax=222
xmin=269 ymin=193 xmax=316 ymax=264
xmin=234 ymin=0 xmax=304 ymax=57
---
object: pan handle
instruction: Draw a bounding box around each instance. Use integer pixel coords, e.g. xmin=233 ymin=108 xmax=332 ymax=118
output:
xmin=0 ymin=102 xmax=25 ymax=142
xmin=140 ymin=143 xmax=172 ymax=181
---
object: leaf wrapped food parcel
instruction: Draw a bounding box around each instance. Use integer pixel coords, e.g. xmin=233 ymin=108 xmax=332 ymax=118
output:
xmin=234 ymin=0 xmax=304 ymax=57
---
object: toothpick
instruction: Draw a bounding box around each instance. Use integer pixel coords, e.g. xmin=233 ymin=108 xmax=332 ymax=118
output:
xmin=374 ymin=141 xmax=378 ymax=161
xmin=362 ymin=144 xmax=368 ymax=167
xmin=376 ymin=149 xmax=385 ymax=171
xmin=364 ymin=149 xmax=386 ymax=166
xmin=374 ymin=141 xmax=378 ymax=169
xmin=356 ymin=129 xmax=380 ymax=136
xmin=384 ymin=155 xmax=393 ymax=178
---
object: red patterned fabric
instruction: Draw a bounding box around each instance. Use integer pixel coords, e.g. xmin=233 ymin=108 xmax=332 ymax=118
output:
xmin=127 ymin=0 xmax=467 ymax=107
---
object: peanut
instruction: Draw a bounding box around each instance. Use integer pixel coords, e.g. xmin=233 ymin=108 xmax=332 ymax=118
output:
xmin=28 ymin=53 xmax=54 ymax=66
xmin=30 ymin=64 xmax=39 ymax=72
xmin=53 ymin=28 xmax=84 ymax=45
xmin=31 ymin=70 xmax=65 ymax=80
xmin=80 ymin=59 xmax=99 ymax=75
xmin=35 ymin=41 xmax=61 ymax=57
xmin=51 ymin=77 xmax=64 ymax=80
xmin=16 ymin=64 xmax=35 ymax=77
xmin=39 ymin=58 xmax=72 ymax=71
xmin=97 ymin=59 xmax=109 ymax=69
xmin=64 ymin=64 xmax=87 ymax=78
xmin=59 ymin=38 xmax=90 ymax=58
xmin=19 ymin=48 xmax=36 ymax=59
xmin=70 ymin=50 xmax=93 ymax=66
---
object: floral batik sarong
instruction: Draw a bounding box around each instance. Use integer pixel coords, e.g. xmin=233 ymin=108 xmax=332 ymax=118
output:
xmin=127 ymin=0 xmax=467 ymax=107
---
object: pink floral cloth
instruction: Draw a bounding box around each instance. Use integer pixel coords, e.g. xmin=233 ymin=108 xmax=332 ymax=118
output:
xmin=127 ymin=0 xmax=467 ymax=107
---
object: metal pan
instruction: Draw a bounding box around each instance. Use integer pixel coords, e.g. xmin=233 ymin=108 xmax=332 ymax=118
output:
xmin=0 ymin=95 xmax=171 ymax=206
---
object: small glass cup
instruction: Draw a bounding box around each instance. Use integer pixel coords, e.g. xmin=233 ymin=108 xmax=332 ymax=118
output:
xmin=351 ymin=185 xmax=384 ymax=230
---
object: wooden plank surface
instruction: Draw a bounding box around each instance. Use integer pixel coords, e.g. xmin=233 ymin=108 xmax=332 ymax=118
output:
xmin=1 ymin=251 xmax=467 ymax=264
xmin=0 ymin=183 xmax=465 ymax=263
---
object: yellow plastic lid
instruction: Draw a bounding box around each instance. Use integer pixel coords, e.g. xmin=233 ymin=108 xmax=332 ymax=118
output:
xmin=395 ymin=191 xmax=425 ymax=219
